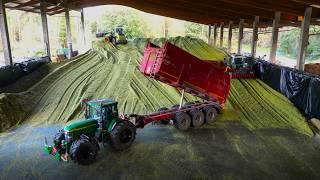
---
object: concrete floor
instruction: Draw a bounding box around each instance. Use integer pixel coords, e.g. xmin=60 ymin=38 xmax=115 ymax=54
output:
xmin=0 ymin=120 xmax=320 ymax=180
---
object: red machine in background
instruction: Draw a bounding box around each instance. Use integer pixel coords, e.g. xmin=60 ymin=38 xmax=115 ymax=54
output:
xmin=140 ymin=41 xmax=231 ymax=105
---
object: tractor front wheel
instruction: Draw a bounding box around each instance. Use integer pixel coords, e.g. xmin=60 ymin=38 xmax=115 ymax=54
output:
xmin=110 ymin=120 xmax=136 ymax=151
xmin=70 ymin=136 xmax=99 ymax=165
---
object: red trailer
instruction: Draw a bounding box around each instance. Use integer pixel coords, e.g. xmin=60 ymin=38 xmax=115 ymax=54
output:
xmin=139 ymin=41 xmax=231 ymax=105
xmin=127 ymin=41 xmax=232 ymax=131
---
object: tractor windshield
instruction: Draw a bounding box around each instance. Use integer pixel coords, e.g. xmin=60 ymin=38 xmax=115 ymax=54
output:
xmin=85 ymin=104 xmax=100 ymax=119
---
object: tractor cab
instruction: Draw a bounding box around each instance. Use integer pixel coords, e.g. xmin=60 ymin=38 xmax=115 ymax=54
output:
xmin=84 ymin=99 xmax=119 ymax=122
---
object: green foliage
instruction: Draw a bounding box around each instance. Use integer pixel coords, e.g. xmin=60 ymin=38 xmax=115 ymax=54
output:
xmin=98 ymin=9 xmax=149 ymax=39
xmin=184 ymin=22 xmax=208 ymax=40
xmin=90 ymin=21 xmax=98 ymax=34
xmin=278 ymin=26 xmax=320 ymax=61
xmin=58 ymin=18 xmax=67 ymax=48
xmin=278 ymin=29 xmax=299 ymax=58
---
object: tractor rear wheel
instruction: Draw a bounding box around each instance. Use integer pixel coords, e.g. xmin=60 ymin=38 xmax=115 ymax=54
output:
xmin=158 ymin=107 xmax=169 ymax=124
xmin=70 ymin=136 xmax=99 ymax=165
xmin=110 ymin=120 xmax=136 ymax=151
xmin=203 ymin=107 xmax=218 ymax=125
xmin=190 ymin=109 xmax=205 ymax=128
xmin=174 ymin=112 xmax=191 ymax=131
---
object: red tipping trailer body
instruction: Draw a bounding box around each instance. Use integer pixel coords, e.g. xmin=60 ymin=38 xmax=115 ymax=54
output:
xmin=139 ymin=41 xmax=231 ymax=105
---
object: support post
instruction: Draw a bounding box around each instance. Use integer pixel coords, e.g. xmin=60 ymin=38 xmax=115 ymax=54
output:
xmin=228 ymin=21 xmax=233 ymax=52
xmin=213 ymin=24 xmax=217 ymax=46
xmin=238 ymin=19 xmax=244 ymax=54
xmin=251 ymin=16 xmax=259 ymax=58
xmin=297 ymin=7 xmax=312 ymax=71
xmin=40 ymin=2 xmax=51 ymax=59
xmin=220 ymin=23 xmax=224 ymax=48
xmin=270 ymin=12 xmax=281 ymax=63
xmin=208 ymin=24 xmax=212 ymax=44
xmin=80 ymin=9 xmax=86 ymax=45
xmin=0 ymin=0 xmax=12 ymax=66
xmin=179 ymin=89 xmax=185 ymax=109
xmin=65 ymin=8 xmax=73 ymax=59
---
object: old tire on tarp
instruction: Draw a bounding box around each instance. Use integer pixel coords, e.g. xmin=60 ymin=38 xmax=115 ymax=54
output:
xmin=70 ymin=136 xmax=99 ymax=165
xmin=174 ymin=112 xmax=191 ymax=131
xmin=110 ymin=120 xmax=136 ymax=151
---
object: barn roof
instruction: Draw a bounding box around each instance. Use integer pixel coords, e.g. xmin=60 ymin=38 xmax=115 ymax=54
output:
xmin=4 ymin=0 xmax=320 ymax=26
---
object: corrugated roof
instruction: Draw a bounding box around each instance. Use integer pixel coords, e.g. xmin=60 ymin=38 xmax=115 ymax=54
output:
xmin=4 ymin=0 xmax=320 ymax=26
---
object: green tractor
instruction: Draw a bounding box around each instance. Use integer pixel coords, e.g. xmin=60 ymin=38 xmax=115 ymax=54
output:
xmin=96 ymin=26 xmax=128 ymax=46
xmin=43 ymin=99 xmax=136 ymax=165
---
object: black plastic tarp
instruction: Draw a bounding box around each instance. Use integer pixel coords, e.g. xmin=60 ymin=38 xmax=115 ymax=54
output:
xmin=0 ymin=56 xmax=49 ymax=87
xmin=255 ymin=60 xmax=320 ymax=120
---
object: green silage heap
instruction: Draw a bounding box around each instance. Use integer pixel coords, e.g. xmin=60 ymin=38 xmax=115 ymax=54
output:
xmin=0 ymin=37 xmax=312 ymax=136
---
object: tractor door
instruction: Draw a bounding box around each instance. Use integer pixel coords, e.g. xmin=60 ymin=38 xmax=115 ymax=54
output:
xmin=103 ymin=103 xmax=119 ymax=130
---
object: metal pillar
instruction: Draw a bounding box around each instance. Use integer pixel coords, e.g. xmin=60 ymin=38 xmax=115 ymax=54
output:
xmin=80 ymin=9 xmax=86 ymax=45
xmin=270 ymin=12 xmax=281 ymax=63
xmin=220 ymin=23 xmax=224 ymax=48
xmin=228 ymin=21 xmax=233 ymax=52
xmin=297 ymin=7 xmax=312 ymax=71
xmin=213 ymin=24 xmax=218 ymax=46
xmin=40 ymin=2 xmax=51 ymax=59
xmin=208 ymin=25 xmax=212 ymax=44
xmin=238 ymin=19 xmax=244 ymax=54
xmin=251 ymin=16 xmax=259 ymax=58
xmin=65 ymin=8 xmax=73 ymax=59
xmin=0 ymin=0 xmax=12 ymax=66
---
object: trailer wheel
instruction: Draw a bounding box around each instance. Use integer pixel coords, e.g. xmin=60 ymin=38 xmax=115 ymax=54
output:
xmin=203 ymin=107 xmax=218 ymax=125
xmin=190 ymin=109 xmax=205 ymax=128
xmin=110 ymin=120 xmax=136 ymax=151
xmin=70 ymin=136 xmax=99 ymax=165
xmin=158 ymin=107 xmax=169 ymax=124
xmin=174 ymin=112 xmax=191 ymax=131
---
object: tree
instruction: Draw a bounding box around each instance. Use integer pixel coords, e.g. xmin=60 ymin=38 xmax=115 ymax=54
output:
xmin=58 ymin=18 xmax=67 ymax=47
xmin=184 ymin=22 xmax=208 ymax=41
xmin=100 ymin=9 xmax=149 ymax=39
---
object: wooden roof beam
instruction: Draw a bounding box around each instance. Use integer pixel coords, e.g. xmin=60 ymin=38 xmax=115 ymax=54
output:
xmin=14 ymin=0 xmax=38 ymax=8
xmin=216 ymin=0 xmax=306 ymax=15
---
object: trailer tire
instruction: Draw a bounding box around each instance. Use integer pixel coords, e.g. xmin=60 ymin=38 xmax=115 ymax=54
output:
xmin=203 ymin=107 xmax=218 ymax=125
xmin=70 ymin=136 xmax=99 ymax=165
xmin=110 ymin=120 xmax=136 ymax=151
xmin=158 ymin=107 xmax=169 ymax=124
xmin=190 ymin=109 xmax=205 ymax=128
xmin=174 ymin=112 xmax=191 ymax=131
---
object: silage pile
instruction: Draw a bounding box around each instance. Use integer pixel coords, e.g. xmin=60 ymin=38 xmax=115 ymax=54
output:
xmin=0 ymin=36 xmax=312 ymax=136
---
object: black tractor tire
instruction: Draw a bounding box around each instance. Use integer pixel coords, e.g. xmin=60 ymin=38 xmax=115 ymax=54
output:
xmin=158 ymin=107 xmax=169 ymax=124
xmin=53 ymin=129 xmax=65 ymax=145
xmin=110 ymin=120 xmax=136 ymax=151
xmin=203 ymin=106 xmax=218 ymax=125
xmin=174 ymin=112 xmax=191 ymax=131
xmin=190 ymin=109 xmax=205 ymax=128
xmin=70 ymin=136 xmax=99 ymax=165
